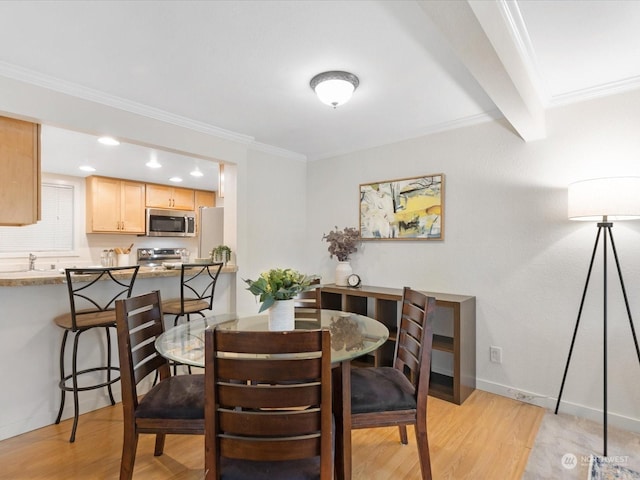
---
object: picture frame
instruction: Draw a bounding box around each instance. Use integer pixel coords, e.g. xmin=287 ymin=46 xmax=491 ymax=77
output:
xmin=359 ymin=173 xmax=444 ymax=240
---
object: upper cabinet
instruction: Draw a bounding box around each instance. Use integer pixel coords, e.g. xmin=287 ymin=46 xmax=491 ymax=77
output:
xmin=0 ymin=116 xmax=41 ymax=226
xmin=146 ymin=184 xmax=195 ymax=210
xmin=86 ymin=176 xmax=145 ymax=234
xmin=195 ymin=189 xmax=215 ymax=210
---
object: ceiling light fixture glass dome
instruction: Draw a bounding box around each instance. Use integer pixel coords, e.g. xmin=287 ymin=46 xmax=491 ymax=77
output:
xmin=310 ymin=71 xmax=359 ymax=108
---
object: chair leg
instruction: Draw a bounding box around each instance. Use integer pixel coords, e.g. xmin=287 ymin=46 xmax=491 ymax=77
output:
xmin=120 ymin=426 xmax=139 ymax=480
xmin=154 ymin=433 xmax=167 ymax=456
xmin=398 ymin=425 xmax=408 ymax=444
xmin=69 ymin=331 xmax=82 ymax=443
xmin=55 ymin=330 xmax=69 ymax=425
xmin=105 ymin=326 xmax=117 ymax=406
xmin=414 ymin=421 xmax=432 ymax=480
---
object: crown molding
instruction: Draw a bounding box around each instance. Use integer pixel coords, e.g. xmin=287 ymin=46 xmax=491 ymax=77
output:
xmin=248 ymin=141 xmax=307 ymax=162
xmin=0 ymin=60 xmax=254 ymax=145
xmin=500 ymin=1 xmax=640 ymax=108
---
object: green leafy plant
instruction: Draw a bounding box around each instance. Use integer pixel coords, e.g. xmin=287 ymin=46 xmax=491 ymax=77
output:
xmin=244 ymin=268 xmax=317 ymax=312
xmin=210 ymin=245 xmax=231 ymax=264
xmin=322 ymin=226 xmax=361 ymax=261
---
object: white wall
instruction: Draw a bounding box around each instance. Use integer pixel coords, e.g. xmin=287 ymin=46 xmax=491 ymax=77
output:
xmin=306 ymin=89 xmax=640 ymax=431
xmin=235 ymin=147 xmax=309 ymax=315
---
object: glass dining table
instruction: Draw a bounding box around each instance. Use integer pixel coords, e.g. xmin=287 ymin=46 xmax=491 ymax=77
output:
xmin=155 ymin=308 xmax=389 ymax=480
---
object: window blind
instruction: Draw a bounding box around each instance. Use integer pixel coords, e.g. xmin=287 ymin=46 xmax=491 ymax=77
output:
xmin=0 ymin=183 xmax=74 ymax=253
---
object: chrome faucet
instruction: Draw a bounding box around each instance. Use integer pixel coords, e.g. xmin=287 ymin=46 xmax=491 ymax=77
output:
xmin=28 ymin=253 xmax=37 ymax=271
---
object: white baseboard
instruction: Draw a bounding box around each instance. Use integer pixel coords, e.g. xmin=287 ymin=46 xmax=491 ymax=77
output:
xmin=476 ymin=379 xmax=640 ymax=433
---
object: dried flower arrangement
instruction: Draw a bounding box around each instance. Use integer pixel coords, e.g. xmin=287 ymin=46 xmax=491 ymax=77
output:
xmin=322 ymin=226 xmax=361 ymax=262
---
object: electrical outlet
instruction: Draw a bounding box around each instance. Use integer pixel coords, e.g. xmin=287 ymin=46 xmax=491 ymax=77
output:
xmin=490 ymin=346 xmax=502 ymax=364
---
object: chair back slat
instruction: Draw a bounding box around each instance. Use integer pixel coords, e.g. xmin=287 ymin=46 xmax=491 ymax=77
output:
xmin=216 ymin=357 xmax=322 ymax=382
xmin=214 ymin=329 xmax=323 ymax=353
xmin=116 ymin=291 xmax=171 ymax=411
xmin=218 ymin=382 xmax=321 ymax=409
xmin=205 ymin=327 xmax=332 ymax=479
xmin=293 ymin=278 xmax=321 ymax=309
xmin=220 ymin=436 xmax=321 ymax=462
xmin=393 ymin=287 xmax=436 ymax=394
xmin=219 ymin=408 xmax=321 ymax=436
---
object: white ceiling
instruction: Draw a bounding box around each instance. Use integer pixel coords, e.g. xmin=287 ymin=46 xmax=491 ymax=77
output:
xmin=1 ymin=0 xmax=640 ymax=182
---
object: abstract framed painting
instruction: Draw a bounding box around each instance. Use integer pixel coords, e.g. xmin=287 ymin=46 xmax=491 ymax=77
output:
xmin=359 ymin=173 xmax=444 ymax=240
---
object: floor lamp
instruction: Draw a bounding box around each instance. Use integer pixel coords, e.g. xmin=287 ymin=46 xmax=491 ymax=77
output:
xmin=555 ymin=177 xmax=640 ymax=457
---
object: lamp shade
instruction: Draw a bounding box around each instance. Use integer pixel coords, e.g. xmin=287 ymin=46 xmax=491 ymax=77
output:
xmin=568 ymin=177 xmax=640 ymax=221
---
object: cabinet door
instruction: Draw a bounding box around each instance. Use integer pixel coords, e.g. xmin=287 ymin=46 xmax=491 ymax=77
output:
xmin=195 ymin=189 xmax=215 ymax=209
xmin=171 ymin=186 xmax=195 ymax=210
xmin=0 ymin=116 xmax=40 ymax=225
xmin=146 ymin=184 xmax=173 ymax=209
xmin=120 ymin=181 xmax=146 ymax=233
xmin=87 ymin=176 xmax=121 ymax=232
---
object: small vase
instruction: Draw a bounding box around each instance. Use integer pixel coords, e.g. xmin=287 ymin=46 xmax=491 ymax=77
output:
xmin=335 ymin=261 xmax=352 ymax=286
xmin=267 ymin=299 xmax=295 ymax=331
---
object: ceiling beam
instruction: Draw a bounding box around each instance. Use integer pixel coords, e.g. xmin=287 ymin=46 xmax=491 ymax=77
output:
xmin=417 ymin=0 xmax=546 ymax=141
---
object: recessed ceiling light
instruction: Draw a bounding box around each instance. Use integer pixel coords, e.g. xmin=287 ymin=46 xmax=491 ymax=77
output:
xmin=79 ymin=165 xmax=96 ymax=172
xmin=146 ymin=159 xmax=162 ymax=168
xmin=190 ymin=168 xmax=203 ymax=177
xmin=97 ymin=136 xmax=120 ymax=146
xmin=169 ymin=176 xmax=183 ymax=183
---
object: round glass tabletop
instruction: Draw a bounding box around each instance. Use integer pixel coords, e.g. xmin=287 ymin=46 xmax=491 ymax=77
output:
xmin=155 ymin=309 xmax=389 ymax=367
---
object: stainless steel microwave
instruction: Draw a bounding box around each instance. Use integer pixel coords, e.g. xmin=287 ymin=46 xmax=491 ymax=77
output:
xmin=146 ymin=208 xmax=196 ymax=237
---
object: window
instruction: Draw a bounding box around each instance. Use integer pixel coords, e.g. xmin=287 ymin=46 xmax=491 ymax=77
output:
xmin=0 ymin=183 xmax=74 ymax=253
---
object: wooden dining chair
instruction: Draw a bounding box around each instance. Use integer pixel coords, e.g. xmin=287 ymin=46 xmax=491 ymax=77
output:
xmin=350 ymin=287 xmax=436 ymax=480
xmin=204 ymin=327 xmax=333 ymax=480
xmin=115 ymin=290 xmax=205 ymax=480
xmin=293 ymin=278 xmax=321 ymax=310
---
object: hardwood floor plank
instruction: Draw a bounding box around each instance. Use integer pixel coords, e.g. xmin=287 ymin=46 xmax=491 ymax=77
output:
xmin=0 ymin=390 xmax=544 ymax=479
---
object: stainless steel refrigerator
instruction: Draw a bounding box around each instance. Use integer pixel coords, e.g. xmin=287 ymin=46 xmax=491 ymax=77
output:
xmin=198 ymin=206 xmax=224 ymax=258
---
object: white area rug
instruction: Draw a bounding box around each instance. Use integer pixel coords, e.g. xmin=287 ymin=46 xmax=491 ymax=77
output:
xmin=523 ymin=410 xmax=640 ymax=479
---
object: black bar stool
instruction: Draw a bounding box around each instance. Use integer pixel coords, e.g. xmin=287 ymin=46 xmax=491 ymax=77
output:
xmin=53 ymin=265 xmax=139 ymax=442
xmin=161 ymin=262 xmax=223 ymax=375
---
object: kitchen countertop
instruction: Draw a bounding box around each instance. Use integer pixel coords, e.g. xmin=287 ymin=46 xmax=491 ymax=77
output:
xmin=0 ymin=265 xmax=238 ymax=287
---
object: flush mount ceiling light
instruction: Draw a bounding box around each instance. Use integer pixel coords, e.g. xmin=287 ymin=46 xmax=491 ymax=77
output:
xmin=169 ymin=176 xmax=183 ymax=183
xmin=97 ymin=136 xmax=120 ymax=146
xmin=79 ymin=165 xmax=96 ymax=172
xmin=190 ymin=168 xmax=204 ymax=177
xmin=310 ymin=71 xmax=359 ymax=108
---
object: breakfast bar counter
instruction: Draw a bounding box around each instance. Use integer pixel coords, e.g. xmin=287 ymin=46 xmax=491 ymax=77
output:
xmin=0 ymin=264 xmax=238 ymax=287
xmin=0 ymin=264 xmax=238 ymax=442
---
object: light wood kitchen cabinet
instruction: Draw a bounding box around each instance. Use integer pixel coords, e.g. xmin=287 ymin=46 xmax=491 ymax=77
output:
xmin=0 ymin=116 xmax=41 ymax=226
xmin=146 ymin=184 xmax=195 ymax=210
xmin=195 ymin=189 xmax=215 ymax=209
xmin=86 ymin=176 xmax=145 ymax=234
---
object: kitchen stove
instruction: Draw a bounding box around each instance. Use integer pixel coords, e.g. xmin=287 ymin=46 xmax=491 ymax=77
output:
xmin=136 ymin=247 xmax=188 ymax=267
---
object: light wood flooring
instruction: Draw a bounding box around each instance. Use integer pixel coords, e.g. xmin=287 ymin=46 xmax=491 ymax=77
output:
xmin=0 ymin=389 xmax=544 ymax=479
